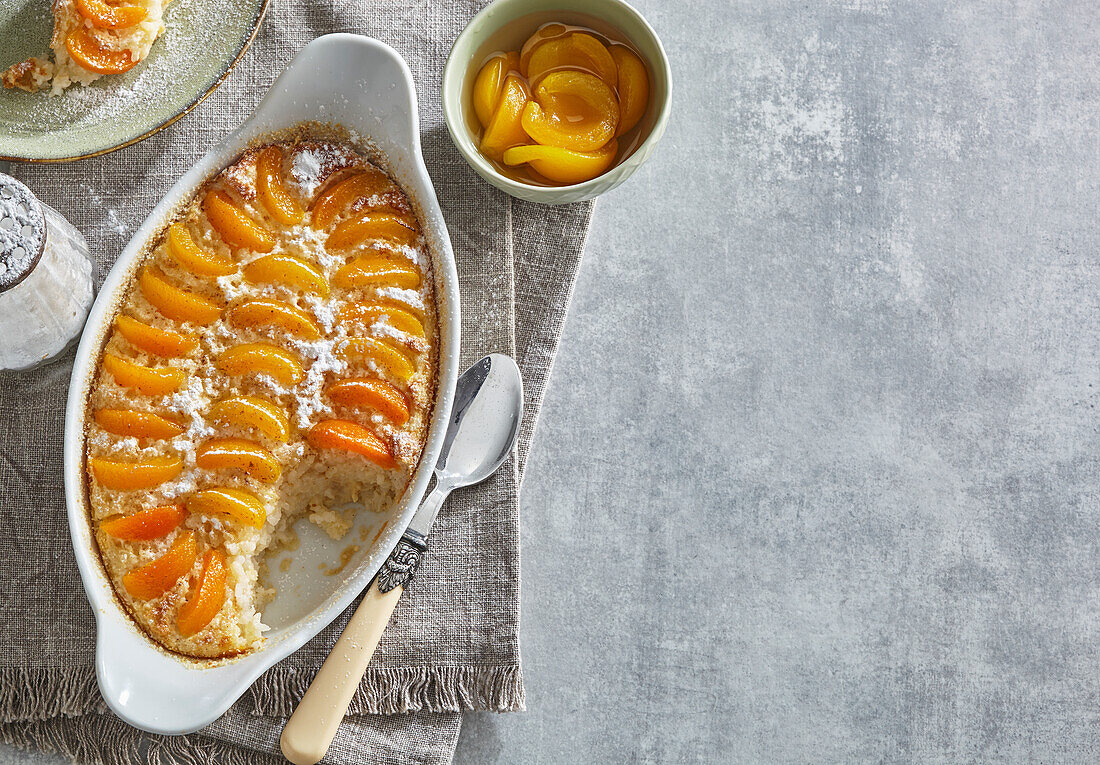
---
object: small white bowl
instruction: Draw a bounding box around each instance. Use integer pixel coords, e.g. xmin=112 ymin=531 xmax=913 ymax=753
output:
xmin=442 ymin=0 xmax=673 ymax=204
xmin=62 ymin=34 xmax=461 ymax=735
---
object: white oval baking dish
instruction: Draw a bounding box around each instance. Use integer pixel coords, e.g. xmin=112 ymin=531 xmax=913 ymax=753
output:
xmin=61 ymin=34 xmax=460 ymax=735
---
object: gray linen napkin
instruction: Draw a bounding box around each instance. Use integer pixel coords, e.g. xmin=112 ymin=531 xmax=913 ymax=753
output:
xmin=0 ymin=1 xmax=594 ymax=761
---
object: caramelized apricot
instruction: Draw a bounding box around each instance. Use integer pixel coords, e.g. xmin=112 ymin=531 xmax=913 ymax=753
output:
xmin=140 ymin=267 xmax=224 ymax=325
xmin=196 ymin=438 xmax=281 ymax=482
xmin=339 ymin=337 xmax=416 ymax=383
xmin=167 ymin=222 xmax=236 ymax=277
xmin=327 ymin=212 xmax=419 ymax=251
xmin=177 ymin=549 xmax=227 ymax=637
xmin=338 ymin=302 xmax=425 ymax=337
xmin=480 ymin=75 xmax=531 ymax=162
xmin=203 ymin=190 xmax=275 ymax=252
xmin=100 ymin=505 xmax=187 ymax=541
xmin=256 ymin=146 xmax=304 ymax=226
xmin=525 ymin=32 xmax=617 ymax=87
xmin=307 ymin=420 xmax=396 ymax=469
xmin=226 ymin=298 xmax=321 ymax=340
xmin=242 ymin=254 xmax=329 ymax=297
xmin=74 ymin=0 xmax=147 ymax=28
xmin=208 ymin=396 xmax=290 ymax=443
xmin=102 ymin=353 xmax=184 ymax=396
xmin=94 ymin=409 xmax=185 ymax=440
xmin=473 ymin=51 xmax=521 ymax=128
xmin=114 ymin=315 xmax=197 ymax=358
xmin=610 ymin=45 xmax=649 ymax=135
xmin=65 ymin=28 xmax=138 ymax=74
xmin=217 ymin=343 xmax=304 ymax=386
xmin=521 ymin=71 xmax=618 ymax=152
xmin=186 ymin=488 xmax=266 ymax=528
xmin=326 ymin=378 xmax=410 ymax=425
xmin=122 ymin=530 xmax=197 ymax=600
xmin=332 ymin=255 xmax=421 ymax=290
xmin=503 ymin=140 xmax=618 ymax=184
xmin=311 ymin=169 xmax=395 ymax=229
xmin=89 ymin=455 xmax=183 ymax=491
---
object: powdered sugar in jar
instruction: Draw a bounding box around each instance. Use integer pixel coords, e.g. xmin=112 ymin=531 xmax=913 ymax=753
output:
xmin=0 ymin=173 xmax=95 ymax=370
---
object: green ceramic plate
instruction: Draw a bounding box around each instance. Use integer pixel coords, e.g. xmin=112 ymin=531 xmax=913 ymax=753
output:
xmin=0 ymin=0 xmax=268 ymax=162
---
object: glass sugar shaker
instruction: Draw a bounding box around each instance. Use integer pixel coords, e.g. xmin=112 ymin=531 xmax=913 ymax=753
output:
xmin=0 ymin=172 xmax=95 ymax=371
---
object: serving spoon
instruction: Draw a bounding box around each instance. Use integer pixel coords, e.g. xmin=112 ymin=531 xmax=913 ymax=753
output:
xmin=281 ymin=353 xmax=524 ymax=765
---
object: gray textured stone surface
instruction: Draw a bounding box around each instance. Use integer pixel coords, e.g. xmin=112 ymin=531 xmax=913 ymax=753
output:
xmin=4 ymin=0 xmax=1099 ymax=763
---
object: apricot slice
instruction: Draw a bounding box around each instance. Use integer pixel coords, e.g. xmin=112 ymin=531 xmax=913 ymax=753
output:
xmin=226 ymin=298 xmax=321 ymax=340
xmin=196 ymin=438 xmax=281 ymax=482
xmin=326 ymin=378 xmax=410 ymax=425
xmin=610 ymin=46 xmax=649 ymax=135
xmin=525 ymin=32 xmax=617 ymax=87
xmin=473 ymin=51 xmax=521 ymax=128
xmin=89 ymin=455 xmax=183 ymax=491
xmin=102 ymin=353 xmax=184 ymax=396
xmin=326 ymin=213 xmax=419 ymax=251
xmin=209 ymin=396 xmax=290 ymax=443
xmin=167 ymin=222 xmax=236 ymax=277
xmin=217 ymin=343 xmax=304 ymax=386
xmin=186 ymin=488 xmax=266 ymax=528
xmin=74 ymin=0 xmax=147 ymax=28
xmin=115 ymin=315 xmax=197 ymax=358
xmin=340 ymin=337 xmax=416 ymax=383
xmin=480 ymin=75 xmax=531 ymax=162
xmin=338 ymin=302 xmax=425 ymax=337
xmin=307 ymin=420 xmax=396 ymax=469
xmin=519 ymin=23 xmax=569 ymax=73
xmin=256 ymin=146 xmax=304 ymax=226
xmin=65 ymin=28 xmax=138 ymax=74
xmin=140 ymin=267 xmax=224 ymax=325
xmin=503 ymin=140 xmax=618 ymax=185
xmin=122 ymin=530 xmax=197 ymax=600
xmin=242 ymin=254 xmax=329 ymax=297
xmin=101 ymin=505 xmax=187 ymax=541
xmin=333 ymin=255 xmax=422 ymax=290
xmin=177 ymin=549 xmax=227 ymax=637
xmin=311 ymin=168 xmax=394 ymax=229
xmin=94 ymin=409 xmax=185 ymax=440
xmin=521 ymin=71 xmax=618 ymax=152
xmin=203 ymin=190 xmax=275 ymax=252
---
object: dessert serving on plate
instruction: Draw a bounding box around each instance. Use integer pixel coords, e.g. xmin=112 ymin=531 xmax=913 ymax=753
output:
xmin=83 ymin=136 xmax=438 ymax=658
xmin=3 ymin=0 xmax=168 ymax=93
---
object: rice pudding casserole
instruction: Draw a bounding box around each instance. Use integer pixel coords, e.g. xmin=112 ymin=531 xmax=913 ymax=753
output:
xmin=84 ymin=138 xmax=438 ymax=658
xmin=3 ymin=0 xmax=168 ymax=93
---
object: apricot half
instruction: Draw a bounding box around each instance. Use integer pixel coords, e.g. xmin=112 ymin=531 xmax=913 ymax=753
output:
xmin=480 ymin=75 xmax=531 ymax=162
xmin=326 ymin=378 xmax=410 ymax=425
xmin=94 ymin=408 xmax=185 ymax=440
xmin=140 ymin=267 xmax=224 ymax=325
xmin=340 ymin=337 xmax=416 ymax=383
xmin=473 ymin=51 xmax=521 ymax=128
xmin=115 ymin=315 xmax=197 ymax=358
xmin=89 ymin=455 xmax=183 ymax=491
xmin=122 ymin=530 xmax=197 ymax=600
xmin=167 ymin=222 xmax=235 ymax=277
xmin=333 ymin=255 xmax=421 ymax=290
xmin=217 ymin=343 xmax=304 ymax=386
xmin=338 ymin=302 xmax=425 ymax=337
xmin=311 ymin=169 xmax=394 ymax=230
xmin=503 ymin=140 xmax=618 ymax=184
xmin=610 ymin=45 xmax=649 ymax=135
xmin=307 ymin=420 xmax=396 ymax=469
xmin=203 ymin=190 xmax=275 ymax=252
xmin=186 ymin=488 xmax=266 ymax=528
xmin=521 ymin=71 xmax=618 ymax=152
xmin=101 ymin=505 xmax=187 ymax=541
xmin=243 ymin=254 xmax=329 ymax=297
xmin=74 ymin=0 xmax=147 ymax=28
xmin=226 ymin=298 xmax=321 ymax=340
xmin=102 ymin=353 xmax=184 ymax=397
xmin=177 ymin=549 xmax=228 ymax=637
xmin=256 ymin=146 xmax=304 ymax=226
xmin=65 ymin=28 xmax=138 ymax=74
xmin=208 ymin=396 xmax=290 ymax=443
xmin=196 ymin=438 xmax=281 ymax=482
xmin=525 ymin=32 xmax=617 ymax=87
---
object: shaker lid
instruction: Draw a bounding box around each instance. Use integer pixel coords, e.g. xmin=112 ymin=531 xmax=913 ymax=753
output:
xmin=0 ymin=173 xmax=46 ymax=294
